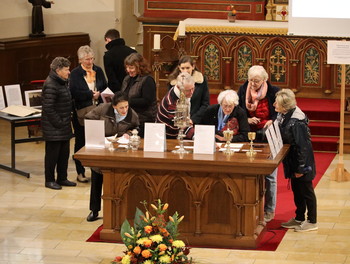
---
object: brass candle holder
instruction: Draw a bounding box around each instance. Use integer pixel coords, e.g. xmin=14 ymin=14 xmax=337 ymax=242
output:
xmin=246 ymin=132 xmax=257 ymax=157
xmin=223 ymin=128 xmax=234 ymax=155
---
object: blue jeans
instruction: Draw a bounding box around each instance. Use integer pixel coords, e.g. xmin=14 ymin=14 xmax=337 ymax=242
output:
xmin=264 ymin=168 xmax=277 ymax=213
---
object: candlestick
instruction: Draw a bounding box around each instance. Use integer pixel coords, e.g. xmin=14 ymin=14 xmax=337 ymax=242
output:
xmin=153 ymin=34 xmax=160 ymax=50
xmin=178 ymin=21 xmax=185 ymax=36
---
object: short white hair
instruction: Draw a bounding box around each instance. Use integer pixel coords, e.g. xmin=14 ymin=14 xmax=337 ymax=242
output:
xmin=248 ymin=65 xmax=268 ymax=81
xmin=77 ymin=45 xmax=94 ymax=61
xmin=217 ymin=90 xmax=239 ymax=106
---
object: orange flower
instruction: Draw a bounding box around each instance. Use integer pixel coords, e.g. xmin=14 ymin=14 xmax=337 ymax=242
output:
xmin=159 ymin=228 xmax=169 ymax=237
xmin=114 ymin=256 xmax=122 ymax=262
xmin=141 ymin=249 xmax=152 ymax=258
xmin=133 ymin=246 xmax=141 ymax=254
xmin=158 ymin=243 xmax=167 ymax=251
xmin=143 ymin=239 xmax=153 ymax=248
xmin=144 ymin=225 xmax=153 ymax=234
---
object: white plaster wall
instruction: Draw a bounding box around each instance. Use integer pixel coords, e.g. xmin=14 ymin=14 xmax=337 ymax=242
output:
xmin=0 ymin=0 xmax=122 ymax=67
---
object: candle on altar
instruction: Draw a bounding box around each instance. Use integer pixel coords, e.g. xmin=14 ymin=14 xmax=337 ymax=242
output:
xmin=178 ymin=21 xmax=185 ymax=36
xmin=153 ymin=34 xmax=160 ymax=50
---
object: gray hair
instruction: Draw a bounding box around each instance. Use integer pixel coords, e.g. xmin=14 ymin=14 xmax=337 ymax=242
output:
xmin=248 ymin=65 xmax=268 ymax=81
xmin=176 ymin=72 xmax=195 ymax=89
xmin=217 ymin=89 xmax=239 ymax=106
xmin=77 ymin=45 xmax=94 ymax=61
xmin=50 ymin=57 xmax=71 ymax=71
xmin=275 ymin=89 xmax=296 ymax=111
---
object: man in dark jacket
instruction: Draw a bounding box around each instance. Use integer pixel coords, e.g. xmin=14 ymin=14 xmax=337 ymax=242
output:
xmin=41 ymin=57 xmax=76 ymax=190
xmin=103 ymin=29 xmax=136 ymax=92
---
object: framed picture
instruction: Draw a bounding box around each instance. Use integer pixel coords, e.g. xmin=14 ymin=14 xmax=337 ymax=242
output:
xmin=4 ymin=84 xmax=23 ymax=106
xmin=25 ymin=89 xmax=42 ymax=108
xmin=0 ymin=86 xmax=5 ymax=110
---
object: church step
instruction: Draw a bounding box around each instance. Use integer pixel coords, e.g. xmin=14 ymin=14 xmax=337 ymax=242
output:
xmin=311 ymin=136 xmax=338 ymax=152
xmin=309 ymin=121 xmax=340 ymax=137
xmin=297 ymin=98 xmax=340 ymax=122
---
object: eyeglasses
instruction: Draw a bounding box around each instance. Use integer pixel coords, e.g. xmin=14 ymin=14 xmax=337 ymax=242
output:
xmin=84 ymin=57 xmax=94 ymax=61
xmin=248 ymin=79 xmax=262 ymax=84
xmin=221 ymin=104 xmax=234 ymax=109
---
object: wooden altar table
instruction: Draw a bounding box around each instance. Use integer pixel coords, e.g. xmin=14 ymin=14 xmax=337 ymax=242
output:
xmin=75 ymin=141 xmax=288 ymax=249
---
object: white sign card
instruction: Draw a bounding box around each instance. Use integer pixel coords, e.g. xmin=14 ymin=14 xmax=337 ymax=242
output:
xmin=273 ymin=120 xmax=283 ymax=151
xmin=327 ymin=40 xmax=350 ymax=65
xmin=84 ymin=119 xmax=105 ymax=148
xmin=0 ymin=87 xmax=5 ymax=110
xmin=194 ymin=125 xmax=216 ymax=154
xmin=267 ymin=124 xmax=281 ymax=154
xmin=25 ymin=89 xmax=42 ymax=108
xmin=265 ymin=128 xmax=277 ymax=159
xmin=144 ymin=123 xmax=166 ymax=152
xmin=4 ymin=84 xmax=23 ymax=106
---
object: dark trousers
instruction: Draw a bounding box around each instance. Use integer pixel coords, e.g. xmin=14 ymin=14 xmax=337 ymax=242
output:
xmin=72 ymin=111 xmax=85 ymax=175
xmin=90 ymin=169 xmax=103 ymax=212
xmin=44 ymin=140 xmax=70 ymax=183
xmin=291 ymin=178 xmax=317 ymax=223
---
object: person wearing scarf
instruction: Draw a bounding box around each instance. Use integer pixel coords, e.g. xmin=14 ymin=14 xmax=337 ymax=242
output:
xmin=201 ymin=90 xmax=249 ymax=142
xmin=238 ymin=65 xmax=280 ymax=223
xmin=69 ymin=45 xmax=107 ymax=183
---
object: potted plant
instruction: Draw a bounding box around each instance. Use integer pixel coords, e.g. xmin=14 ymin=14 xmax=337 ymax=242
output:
xmin=227 ymin=4 xmax=237 ymax=22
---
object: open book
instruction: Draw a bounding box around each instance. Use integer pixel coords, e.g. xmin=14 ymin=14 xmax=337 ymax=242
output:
xmin=0 ymin=105 xmax=41 ymax=117
xmin=101 ymin=88 xmax=114 ymax=103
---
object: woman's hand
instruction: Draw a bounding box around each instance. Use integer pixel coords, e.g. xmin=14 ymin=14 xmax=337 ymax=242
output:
xmin=93 ymin=91 xmax=100 ymax=100
xmin=264 ymin=120 xmax=273 ymax=128
xmin=215 ymin=134 xmax=225 ymax=142
xmin=248 ymin=117 xmax=260 ymax=125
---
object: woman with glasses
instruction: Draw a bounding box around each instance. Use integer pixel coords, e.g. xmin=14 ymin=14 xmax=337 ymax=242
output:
xmin=201 ymin=90 xmax=249 ymax=142
xmin=69 ymin=45 xmax=107 ymax=183
xmin=237 ymin=65 xmax=280 ymax=223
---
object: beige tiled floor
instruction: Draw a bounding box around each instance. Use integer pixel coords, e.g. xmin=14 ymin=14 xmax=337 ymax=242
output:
xmin=1 ymin=119 xmax=350 ymax=264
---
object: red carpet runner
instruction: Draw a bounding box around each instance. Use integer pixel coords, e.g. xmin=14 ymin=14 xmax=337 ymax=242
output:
xmin=86 ymin=152 xmax=335 ymax=251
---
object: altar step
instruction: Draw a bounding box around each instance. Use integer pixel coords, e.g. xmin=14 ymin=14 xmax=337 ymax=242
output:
xmin=297 ymin=98 xmax=340 ymax=153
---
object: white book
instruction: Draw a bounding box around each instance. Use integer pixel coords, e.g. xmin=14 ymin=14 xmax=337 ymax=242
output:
xmin=101 ymin=88 xmax=115 ymax=103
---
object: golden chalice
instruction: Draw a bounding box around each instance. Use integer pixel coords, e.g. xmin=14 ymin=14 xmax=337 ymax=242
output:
xmin=246 ymin=132 xmax=257 ymax=157
xmin=223 ymin=128 xmax=234 ymax=155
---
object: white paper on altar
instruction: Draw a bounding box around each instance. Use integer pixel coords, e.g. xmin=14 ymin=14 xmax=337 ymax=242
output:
xmin=273 ymin=120 xmax=284 ymax=151
xmin=327 ymin=40 xmax=350 ymax=64
xmin=84 ymin=119 xmax=105 ymax=148
xmin=266 ymin=128 xmax=277 ymax=159
xmin=4 ymin=84 xmax=23 ymax=106
xmin=144 ymin=123 xmax=166 ymax=152
xmin=0 ymin=87 xmax=6 ymax=110
xmin=194 ymin=125 xmax=215 ymax=154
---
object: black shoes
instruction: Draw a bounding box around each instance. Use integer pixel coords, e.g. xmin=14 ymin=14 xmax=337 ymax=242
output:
xmin=87 ymin=211 xmax=99 ymax=222
xmin=45 ymin=182 xmax=62 ymax=190
xmin=56 ymin=179 xmax=77 ymax=187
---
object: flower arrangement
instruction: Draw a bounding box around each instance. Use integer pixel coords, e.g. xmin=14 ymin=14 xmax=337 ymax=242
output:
xmin=112 ymin=199 xmax=192 ymax=264
xmin=226 ymin=4 xmax=237 ymax=22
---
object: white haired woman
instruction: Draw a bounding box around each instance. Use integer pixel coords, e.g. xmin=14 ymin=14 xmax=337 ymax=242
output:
xmin=238 ymin=65 xmax=280 ymax=223
xmin=201 ymin=90 xmax=249 ymax=142
xmin=275 ymin=89 xmax=317 ymax=232
xmin=69 ymin=45 xmax=107 ymax=183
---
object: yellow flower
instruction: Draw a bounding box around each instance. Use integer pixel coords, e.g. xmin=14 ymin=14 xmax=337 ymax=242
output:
xmin=143 ymin=260 xmax=154 ymax=264
xmin=159 ymin=255 xmax=171 ymax=263
xmin=149 ymin=234 xmax=163 ymax=243
xmin=172 ymin=240 xmax=185 ymax=248
xmin=136 ymin=237 xmax=148 ymax=245
xmin=121 ymin=255 xmax=131 ymax=264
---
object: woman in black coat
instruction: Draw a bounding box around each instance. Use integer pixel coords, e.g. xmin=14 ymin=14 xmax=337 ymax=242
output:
xmin=276 ymin=89 xmax=318 ymax=232
xmin=201 ymin=89 xmax=249 ymax=142
xmin=42 ymin=57 xmax=76 ymax=190
xmin=69 ymin=45 xmax=107 ymax=183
